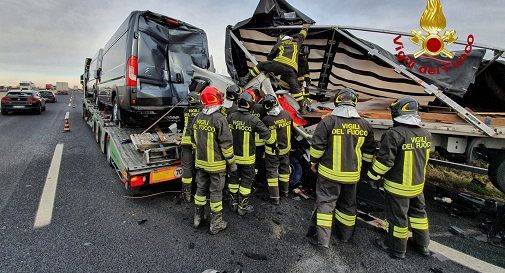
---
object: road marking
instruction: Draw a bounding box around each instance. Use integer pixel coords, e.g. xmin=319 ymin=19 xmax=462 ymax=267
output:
xmin=358 ymin=213 xmax=505 ymax=272
xmin=33 ymin=144 xmax=64 ymax=229
xmin=429 ymin=241 xmax=505 ymax=273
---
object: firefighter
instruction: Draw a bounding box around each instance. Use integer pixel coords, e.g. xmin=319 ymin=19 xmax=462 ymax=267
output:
xmin=308 ymin=88 xmax=376 ymax=248
xmin=250 ymin=90 xmax=268 ymax=188
xmin=227 ymin=92 xmax=276 ymax=215
xmin=366 ymin=96 xmax=431 ymax=259
xmin=191 ymin=86 xmax=236 ymax=235
xmin=220 ymin=84 xmax=242 ymax=118
xmin=181 ymin=91 xmax=202 ymax=203
xmin=261 ymin=95 xmax=293 ymax=205
xmin=240 ymin=24 xmax=310 ymax=109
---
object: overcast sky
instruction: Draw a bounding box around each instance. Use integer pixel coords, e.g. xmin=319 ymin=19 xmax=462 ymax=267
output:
xmin=0 ymin=0 xmax=504 ymax=87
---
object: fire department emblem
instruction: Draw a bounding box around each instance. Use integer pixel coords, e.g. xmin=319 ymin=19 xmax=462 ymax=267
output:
xmin=410 ymin=0 xmax=457 ymax=58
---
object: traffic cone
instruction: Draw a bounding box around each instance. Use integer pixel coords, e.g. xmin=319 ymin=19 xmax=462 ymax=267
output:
xmin=64 ymin=112 xmax=70 ymax=132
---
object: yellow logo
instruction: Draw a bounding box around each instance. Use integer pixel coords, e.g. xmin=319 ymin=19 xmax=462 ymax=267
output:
xmin=410 ymin=0 xmax=457 ymax=58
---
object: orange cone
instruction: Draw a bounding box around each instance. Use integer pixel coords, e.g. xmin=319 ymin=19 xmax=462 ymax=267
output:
xmin=63 ymin=112 xmax=70 ymax=132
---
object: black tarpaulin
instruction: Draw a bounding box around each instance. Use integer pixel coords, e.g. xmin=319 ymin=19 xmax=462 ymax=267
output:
xmin=225 ymin=0 xmax=498 ymax=107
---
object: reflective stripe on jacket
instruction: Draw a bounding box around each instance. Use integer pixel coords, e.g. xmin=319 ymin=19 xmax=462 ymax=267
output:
xmin=262 ymin=110 xmax=293 ymax=156
xmin=181 ymin=105 xmax=202 ymax=145
xmin=310 ymin=115 xmax=375 ymax=183
xmin=228 ymin=111 xmax=274 ymax=165
xmin=270 ymin=29 xmax=308 ymax=72
xmin=191 ymin=111 xmax=234 ymax=173
xmin=369 ymin=125 xmax=432 ymax=197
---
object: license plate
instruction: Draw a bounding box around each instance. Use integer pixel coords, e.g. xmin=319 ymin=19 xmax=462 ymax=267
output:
xmin=13 ymin=106 xmax=25 ymax=108
xmin=150 ymin=166 xmax=183 ymax=184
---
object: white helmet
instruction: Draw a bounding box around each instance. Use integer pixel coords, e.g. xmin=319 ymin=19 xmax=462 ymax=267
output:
xmin=281 ymin=35 xmax=292 ymax=41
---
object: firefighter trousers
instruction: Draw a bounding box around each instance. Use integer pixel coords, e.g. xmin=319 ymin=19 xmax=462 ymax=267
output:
xmin=265 ymin=154 xmax=290 ymax=200
xmin=228 ymin=164 xmax=255 ymax=197
xmin=255 ymin=61 xmax=303 ymax=101
xmin=181 ymin=145 xmax=195 ymax=190
xmin=315 ymin=176 xmax=357 ymax=247
xmin=194 ymin=170 xmax=226 ymax=213
xmin=384 ymin=192 xmax=430 ymax=255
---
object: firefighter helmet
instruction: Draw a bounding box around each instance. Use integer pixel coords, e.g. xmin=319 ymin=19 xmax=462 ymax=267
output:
xmin=243 ymin=88 xmax=257 ymax=102
xmin=334 ymin=88 xmax=358 ymax=107
xmin=390 ymin=96 xmax=419 ymax=119
xmin=262 ymin=94 xmax=278 ymax=111
xmin=200 ymin=86 xmax=223 ymax=107
xmin=187 ymin=91 xmax=200 ymax=105
xmin=226 ymin=84 xmax=242 ymax=101
xmin=237 ymin=92 xmax=255 ymax=111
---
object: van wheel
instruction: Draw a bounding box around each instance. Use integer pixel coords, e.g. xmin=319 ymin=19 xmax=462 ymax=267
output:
xmin=112 ymin=96 xmax=128 ymax=127
xmin=489 ymin=153 xmax=505 ymax=193
xmin=95 ymin=92 xmax=104 ymax=111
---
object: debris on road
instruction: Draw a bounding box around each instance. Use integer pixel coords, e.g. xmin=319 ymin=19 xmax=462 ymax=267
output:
xmin=137 ymin=219 xmax=147 ymax=225
xmin=448 ymin=226 xmax=466 ymax=237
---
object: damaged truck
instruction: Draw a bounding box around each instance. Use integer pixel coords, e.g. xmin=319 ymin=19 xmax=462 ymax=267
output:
xmin=193 ymin=0 xmax=505 ymax=194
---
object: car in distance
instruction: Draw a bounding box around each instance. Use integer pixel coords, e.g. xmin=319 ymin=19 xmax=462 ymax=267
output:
xmin=96 ymin=10 xmax=209 ymax=126
xmin=1 ymin=90 xmax=46 ymax=115
xmin=39 ymin=90 xmax=57 ymax=103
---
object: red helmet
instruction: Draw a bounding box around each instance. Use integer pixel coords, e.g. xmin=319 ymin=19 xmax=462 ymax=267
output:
xmin=243 ymin=88 xmax=257 ymax=102
xmin=200 ymin=86 xmax=223 ymax=107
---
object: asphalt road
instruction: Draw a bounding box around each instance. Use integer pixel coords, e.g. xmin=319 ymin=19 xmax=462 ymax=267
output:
xmin=0 ymin=93 xmax=503 ymax=273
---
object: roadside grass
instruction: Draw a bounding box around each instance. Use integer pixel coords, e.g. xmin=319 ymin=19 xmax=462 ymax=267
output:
xmin=427 ymin=164 xmax=505 ymax=201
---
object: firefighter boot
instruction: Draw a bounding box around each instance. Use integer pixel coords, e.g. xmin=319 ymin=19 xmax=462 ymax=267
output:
xmin=181 ymin=184 xmax=192 ymax=203
xmin=193 ymin=205 xmax=205 ymax=229
xmin=237 ymin=194 xmax=254 ymax=216
xmin=229 ymin=192 xmax=239 ymax=212
xmin=209 ymin=212 xmax=228 ymax=235
xmin=239 ymin=72 xmax=254 ymax=87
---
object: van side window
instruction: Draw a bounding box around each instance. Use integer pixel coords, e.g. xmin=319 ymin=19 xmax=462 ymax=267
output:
xmin=101 ymin=32 xmax=127 ymax=81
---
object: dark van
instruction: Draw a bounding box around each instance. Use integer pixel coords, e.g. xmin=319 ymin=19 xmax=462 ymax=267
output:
xmin=83 ymin=49 xmax=104 ymax=103
xmin=96 ymin=10 xmax=209 ymax=126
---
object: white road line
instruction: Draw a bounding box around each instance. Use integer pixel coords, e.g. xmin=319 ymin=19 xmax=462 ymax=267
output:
xmin=358 ymin=216 xmax=505 ymax=273
xmin=429 ymin=241 xmax=505 ymax=273
xmin=33 ymin=144 xmax=64 ymax=229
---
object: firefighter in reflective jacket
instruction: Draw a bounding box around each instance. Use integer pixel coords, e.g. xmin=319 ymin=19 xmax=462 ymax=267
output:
xmin=240 ymin=24 xmax=310 ymax=109
xmin=366 ymin=96 xmax=432 ymax=259
xmin=227 ymin=92 xmax=275 ymax=215
xmin=191 ymin=86 xmax=236 ymax=235
xmin=220 ymin=84 xmax=242 ymax=118
xmin=181 ymin=91 xmax=202 ymax=203
xmin=261 ymin=95 xmax=293 ymax=205
xmin=308 ymin=88 xmax=376 ymax=248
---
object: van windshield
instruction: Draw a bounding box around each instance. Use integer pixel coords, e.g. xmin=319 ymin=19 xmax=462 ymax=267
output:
xmin=137 ymin=15 xmax=209 ymax=85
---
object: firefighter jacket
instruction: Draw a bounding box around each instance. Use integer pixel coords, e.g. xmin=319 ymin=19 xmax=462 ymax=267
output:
xmin=191 ymin=111 xmax=235 ymax=173
xmin=310 ymin=115 xmax=376 ymax=184
xmin=368 ymin=125 xmax=432 ymax=197
xmin=228 ymin=110 xmax=275 ymax=165
xmin=252 ymin=104 xmax=267 ymax=147
xmin=220 ymin=104 xmax=238 ymax=118
xmin=268 ymin=28 xmax=308 ymax=72
xmin=181 ymin=105 xmax=202 ymax=146
xmin=262 ymin=110 xmax=293 ymax=156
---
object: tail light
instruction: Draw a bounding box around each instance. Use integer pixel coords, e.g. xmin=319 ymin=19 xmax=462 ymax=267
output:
xmin=129 ymin=175 xmax=145 ymax=187
xmin=28 ymin=97 xmax=40 ymax=104
xmin=126 ymin=55 xmax=138 ymax=87
xmin=165 ymin=17 xmax=180 ymax=27
xmin=1 ymin=97 xmax=11 ymax=104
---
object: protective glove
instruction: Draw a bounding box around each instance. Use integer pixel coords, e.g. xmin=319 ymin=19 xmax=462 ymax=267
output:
xmin=228 ymin=163 xmax=238 ymax=173
xmin=310 ymin=163 xmax=318 ymax=173
xmin=302 ymin=23 xmax=310 ymax=30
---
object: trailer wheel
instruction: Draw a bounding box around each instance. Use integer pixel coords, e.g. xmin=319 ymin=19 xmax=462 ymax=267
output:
xmin=489 ymin=153 xmax=505 ymax=193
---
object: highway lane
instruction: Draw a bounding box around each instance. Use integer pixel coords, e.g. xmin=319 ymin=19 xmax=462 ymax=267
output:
xmin=0 ymin=94 xmax=502 ymax=273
